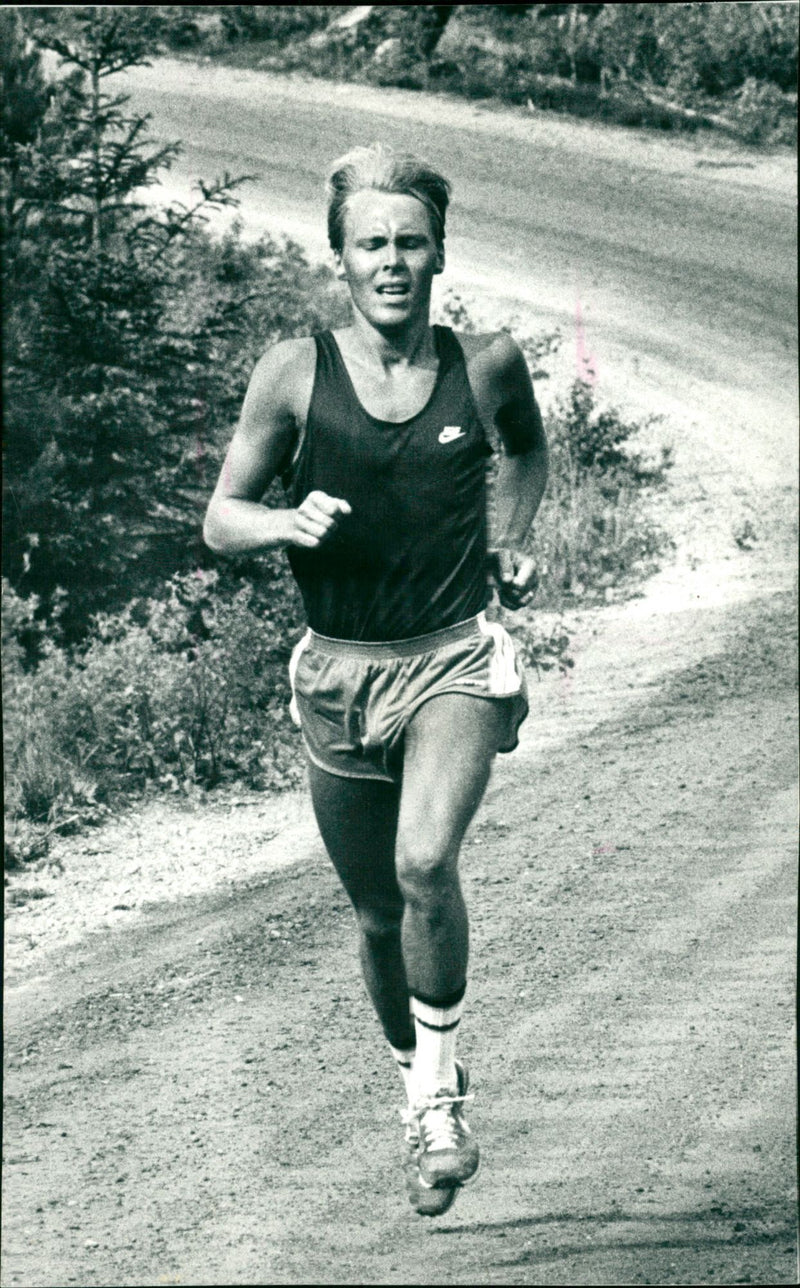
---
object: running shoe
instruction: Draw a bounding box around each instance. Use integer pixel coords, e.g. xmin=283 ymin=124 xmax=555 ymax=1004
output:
xmin=413 ymin=1066 xmax=479 ymax=1189
xmin=402 ymin=1061 xmax=476 ymax=1210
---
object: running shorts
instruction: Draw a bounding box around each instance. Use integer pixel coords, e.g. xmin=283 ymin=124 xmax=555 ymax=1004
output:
xmin=288 ymin=611 xmax=529 ymax=783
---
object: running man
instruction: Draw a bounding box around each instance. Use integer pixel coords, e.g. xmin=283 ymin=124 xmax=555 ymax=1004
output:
xmin=203 ymin=143 xmax=548 ymax=1216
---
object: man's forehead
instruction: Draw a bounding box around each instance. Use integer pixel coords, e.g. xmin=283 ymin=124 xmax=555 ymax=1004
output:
xmin=344 ymin=189 xmax=434 ymax=234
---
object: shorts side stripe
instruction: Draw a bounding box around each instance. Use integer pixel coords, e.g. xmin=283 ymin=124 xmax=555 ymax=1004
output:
xmin=288 ymin=629 xmax=312 ymax=726
xmin=476 ymin=611 xmax=520 ymax=696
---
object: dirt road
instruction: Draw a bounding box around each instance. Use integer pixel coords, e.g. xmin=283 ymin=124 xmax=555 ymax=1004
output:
xmin=3 ymin=62 xmax=798 ymax=1287
xmin=114 ymin=58 xmax=797 ymax=450
xmin=3 ymin=586 xmax=797 ymax=1285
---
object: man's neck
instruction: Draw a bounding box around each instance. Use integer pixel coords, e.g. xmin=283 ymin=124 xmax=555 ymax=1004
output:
xmin=349 ymin=310 xmax=437 ymax=373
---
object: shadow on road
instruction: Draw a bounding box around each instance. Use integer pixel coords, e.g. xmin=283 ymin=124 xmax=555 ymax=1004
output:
xmin=432 ymin=1202 xmax=796 ymax=1268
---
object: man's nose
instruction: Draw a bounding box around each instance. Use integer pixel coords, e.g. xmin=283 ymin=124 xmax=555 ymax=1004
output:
xmin=383 ymin=241 xmax=403 ymax=268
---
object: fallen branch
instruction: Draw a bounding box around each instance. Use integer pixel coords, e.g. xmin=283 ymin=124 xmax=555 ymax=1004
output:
xmin=626 ymin=83 xmax=741 ymax=137
xmin=524 ymin=72 xmax=742 ymax=137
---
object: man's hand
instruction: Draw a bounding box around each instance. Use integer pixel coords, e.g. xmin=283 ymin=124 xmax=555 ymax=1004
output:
xmin=291 ymin=490 xmax=352 ymax=549
xmin=488 ymin=546 xmax=540 ymax=610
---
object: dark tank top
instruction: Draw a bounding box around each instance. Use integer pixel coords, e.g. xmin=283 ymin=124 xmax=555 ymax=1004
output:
xmin=283 ymin=326 xmax=492 ymax=642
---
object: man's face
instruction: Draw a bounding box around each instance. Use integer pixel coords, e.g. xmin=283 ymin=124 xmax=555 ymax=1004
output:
xmin=335 ymin=189 xmax=445 ymax=329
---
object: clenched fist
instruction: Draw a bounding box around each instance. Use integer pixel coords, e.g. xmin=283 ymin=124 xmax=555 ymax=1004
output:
xmin=290 ymin=490 xmax=352 ymax=549
xmin=488 ymin=546 xmax=540 ymax=610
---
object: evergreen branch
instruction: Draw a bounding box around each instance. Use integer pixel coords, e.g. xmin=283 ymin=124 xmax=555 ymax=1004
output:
xmin=32 ymin=35 xmax=94 ymax=71
xmin=96 ymin=55 xmax=152 ymax=80
xmin=144 ymin=174 xmax=255 ymax=264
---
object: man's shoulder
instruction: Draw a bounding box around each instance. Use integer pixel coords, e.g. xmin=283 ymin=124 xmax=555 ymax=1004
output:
xmin=452 ymin=329 xmax=524 ymax=388
xmin=247 ymin=335 xmax=318 ymax=414
xmin=252 ymin=334 xmax=318 ymax=384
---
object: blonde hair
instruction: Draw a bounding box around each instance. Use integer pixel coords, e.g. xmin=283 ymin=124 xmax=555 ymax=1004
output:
xmin=326 ymin=142 xmax=451 ymax=254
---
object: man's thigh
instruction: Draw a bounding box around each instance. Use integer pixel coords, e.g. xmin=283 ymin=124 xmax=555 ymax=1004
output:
xmin=307 ymin=761 xmax=402 ymax=915
xmin=398 ymin=694 xmax=509 ymax=866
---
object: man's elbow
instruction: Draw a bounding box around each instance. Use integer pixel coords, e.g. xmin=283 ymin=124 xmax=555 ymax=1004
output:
xmin=536 ymin=446 xmax=550 ymax=497
xmin=538 ymin=436 xmax=550 ymax=478
xmin=516 ymin=438 xmax=548 ymax=496
xmin=529 ymin=429 xmax=549 ymax=475
xmin=516 ymin=437 xmax=547 ymax=474
xmin=202 ymin=502 xmax=228 ymax=555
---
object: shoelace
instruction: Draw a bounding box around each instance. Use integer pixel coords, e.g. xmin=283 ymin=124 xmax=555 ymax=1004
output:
xmin=401 ymin=1092 xmax=474 ymax=1153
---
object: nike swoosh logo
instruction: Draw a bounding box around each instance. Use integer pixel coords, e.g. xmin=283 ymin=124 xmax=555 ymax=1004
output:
xmin=438 ymin=426 xmax=466 ymax=444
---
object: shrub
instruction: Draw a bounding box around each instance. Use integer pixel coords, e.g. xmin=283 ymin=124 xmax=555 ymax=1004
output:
xmin=552 ymin=378 xmax=672 ymax=484
xmin=3 ymin=580 xmax=103 ymax=834
xmin=4 ymin=350 xmax=674 ymax=859
xmin=3 ymin=568 xmax=306 ymax=848
xmin=4 ymin=214 xmax=349 ymax=642
xmin=725 ymin=78 xmax=797 ymax=146
xmin=532 ymin=378 xmax=672 ymax=604
xmin=219 ymin=6 xmax=331 ymax=45
xmin=435 ymin=299 xmax=670 ymax=608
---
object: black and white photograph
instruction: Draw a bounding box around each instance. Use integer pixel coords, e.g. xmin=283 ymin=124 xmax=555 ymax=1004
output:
xmin=3 ymin=5 xmax=797 ymax=1285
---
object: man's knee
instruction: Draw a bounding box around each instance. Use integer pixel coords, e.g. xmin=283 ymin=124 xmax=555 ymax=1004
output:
xmin=357 ymin=903 xmax=403 ymax=942
xmin=395 ymin=834 xmax=459 ymax=908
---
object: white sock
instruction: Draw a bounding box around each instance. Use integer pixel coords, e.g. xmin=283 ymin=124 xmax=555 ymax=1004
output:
xmin=389 ymin=1044 xmax=416 ymax=1103
xmin=410 ymin=992 xmax=465 ymax=1100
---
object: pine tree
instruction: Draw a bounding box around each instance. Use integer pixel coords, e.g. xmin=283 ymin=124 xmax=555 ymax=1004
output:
xmin=2 ymin=7 xmax=248 ymax=639
xmin=0 ymin=8 xmax=53 ymax=253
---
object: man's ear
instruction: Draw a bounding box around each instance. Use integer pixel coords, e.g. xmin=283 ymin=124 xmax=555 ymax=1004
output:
xmin=333 ymin=252 xmax=348 ymax=281
xmin=434 ymin=245 xmax=446 ymax=276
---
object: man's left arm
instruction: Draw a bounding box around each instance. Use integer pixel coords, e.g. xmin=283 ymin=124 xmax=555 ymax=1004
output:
xmin=488 ymin=335 xmax=549 ymax=609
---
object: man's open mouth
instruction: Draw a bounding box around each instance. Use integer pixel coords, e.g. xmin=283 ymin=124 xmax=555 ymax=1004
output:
xmin=377 ymin=283 xmax=411 ymax=296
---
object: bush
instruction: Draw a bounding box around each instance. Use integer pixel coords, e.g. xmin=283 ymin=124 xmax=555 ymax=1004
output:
xmin=725 ymin=77 xmax=797 ymax=146
xmin=219 ymin=5 xmax=331 ymax=45
xmin=553 ymin=378 xmax=672 ymax=484
xmin=434 ymin=302 xmax=672 ymax=609
xmin=3 ymin=567 xmax=306 ymax=845
xmin=525 ymin=377 xmax=673 ymax=606
xmin=3 ymin=581 xmax=102 ymax=838
xmin=3 ymin=354 xmax=673 ymax=859
xmin=538 ymin=463 xmax=670 ymax=604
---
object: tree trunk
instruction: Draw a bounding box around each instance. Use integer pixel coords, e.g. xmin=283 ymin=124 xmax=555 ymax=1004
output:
xmin=413 ymin=6 xmax=454 ymax=60
xmin=89 ymin=11 xmax=102 ymax=250
xmin=567 ymin=4 xmax=578 ymax=85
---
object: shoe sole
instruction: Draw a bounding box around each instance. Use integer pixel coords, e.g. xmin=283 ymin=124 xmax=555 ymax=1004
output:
xmin=407 ymin=1181 xmax=460 ymax=1217
xmin=408 ymin=1157 xmax=480 ymax=1216
xmin=419 ymin=1154 xmax=481 ymax=1190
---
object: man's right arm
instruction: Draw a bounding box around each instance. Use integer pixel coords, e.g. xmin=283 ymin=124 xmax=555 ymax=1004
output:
xmin=203 ymin=339 xmax=350 ymax=555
